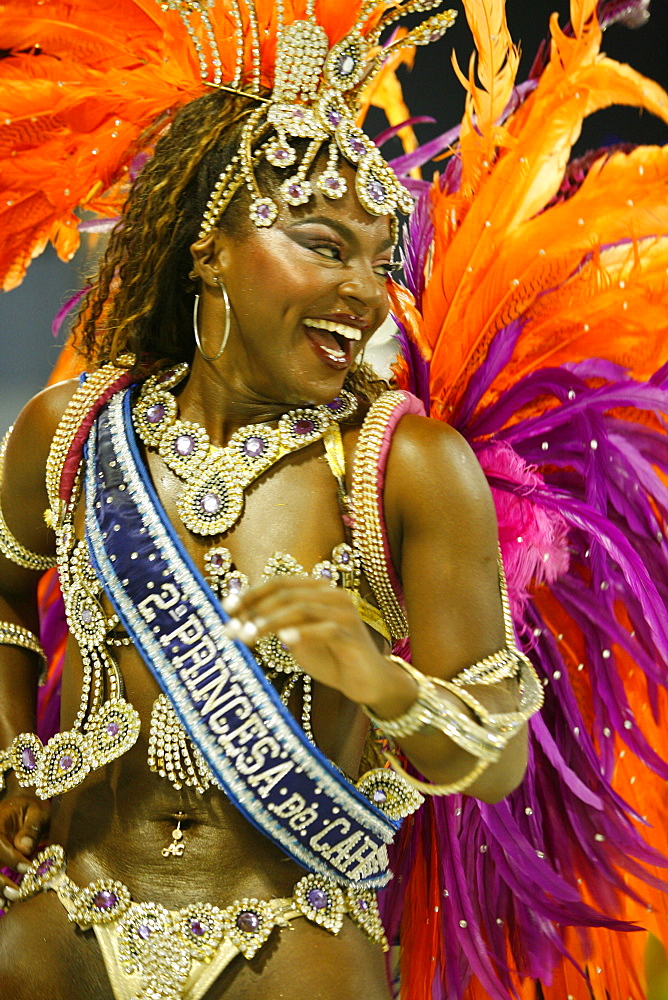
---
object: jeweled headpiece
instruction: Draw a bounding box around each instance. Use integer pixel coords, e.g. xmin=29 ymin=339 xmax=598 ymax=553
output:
xmin=187 ymin=0 xmax=457 ymax=232
xmin=0 ymin=0 xmax=455 ymax=290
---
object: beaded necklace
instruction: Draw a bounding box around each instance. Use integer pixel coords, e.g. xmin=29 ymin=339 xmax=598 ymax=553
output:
xmin=132 ymin=364 xmax=358 ymax=537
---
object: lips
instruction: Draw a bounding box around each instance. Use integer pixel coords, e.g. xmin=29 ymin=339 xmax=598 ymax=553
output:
xmin=303 ymin=324 xmax=353 ymax=370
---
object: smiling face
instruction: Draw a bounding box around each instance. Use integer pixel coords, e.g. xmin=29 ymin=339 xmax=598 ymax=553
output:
xmin=191 ymin=158 xmax=395 ymax=409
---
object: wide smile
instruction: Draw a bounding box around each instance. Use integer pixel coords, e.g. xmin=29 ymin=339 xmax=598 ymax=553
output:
xmin=303 ymin=318 xmax=363 ymax=371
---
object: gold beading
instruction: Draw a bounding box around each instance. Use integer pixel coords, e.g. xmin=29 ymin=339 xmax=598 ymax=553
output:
xmin=0 ymin=430 xmax=56 ymax=572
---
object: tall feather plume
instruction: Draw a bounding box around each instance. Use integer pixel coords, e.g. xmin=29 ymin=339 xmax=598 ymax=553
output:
xmin=382 ymin=0 xmax=668 ymax=997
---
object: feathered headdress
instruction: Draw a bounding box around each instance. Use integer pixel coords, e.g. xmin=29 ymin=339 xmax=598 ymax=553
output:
xmin=0 ymin=0 xmax=458 ymax=291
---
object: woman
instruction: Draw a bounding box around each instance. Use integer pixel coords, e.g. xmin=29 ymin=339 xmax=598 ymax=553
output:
xmin=0 ymin=9 xmax=538 ymax=995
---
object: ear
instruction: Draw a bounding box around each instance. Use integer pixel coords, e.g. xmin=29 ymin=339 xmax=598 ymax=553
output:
xmin=189 ymin=230 xmax=234 ymax=287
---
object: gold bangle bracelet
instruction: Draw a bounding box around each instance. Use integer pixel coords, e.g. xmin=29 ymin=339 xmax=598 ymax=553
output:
xmin=0 ymin=430 xmax=56 ymax=572
xmin=385 ymin=753 xmax=490 ymax=797
xmin=0 ymin=622 xmax=46 ymax=666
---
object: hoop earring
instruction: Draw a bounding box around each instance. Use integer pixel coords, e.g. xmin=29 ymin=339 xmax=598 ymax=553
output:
xmin=193 ymin=277 xmax=231 ymax=362
xmin=350 ymin=347 xmax=366 ymax=373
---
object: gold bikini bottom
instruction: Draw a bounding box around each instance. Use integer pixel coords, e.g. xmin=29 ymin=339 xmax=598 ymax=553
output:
xmin=17 ymin=845 xmax=387 ymax=1000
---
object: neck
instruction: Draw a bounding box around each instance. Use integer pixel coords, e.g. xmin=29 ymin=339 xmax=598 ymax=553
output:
xmin=175 ymin=357 xmax=319 ymax=445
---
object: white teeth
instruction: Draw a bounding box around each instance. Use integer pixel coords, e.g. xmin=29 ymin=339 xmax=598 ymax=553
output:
xmin=304 ymin=319 xmax=362 ymax=341
xmin=321 ymin=345 xmax=347 ymax=361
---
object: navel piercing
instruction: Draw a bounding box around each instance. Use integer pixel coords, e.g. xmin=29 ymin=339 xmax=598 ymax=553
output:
xmin=162 ymin=812 xmax=186 ymax=858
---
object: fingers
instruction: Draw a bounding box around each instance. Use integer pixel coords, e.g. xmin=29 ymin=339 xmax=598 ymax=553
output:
xmin=222 ymin=579 xmax=358 ymax=646
xmin=15 ymin=801 xmax=48 ymax=855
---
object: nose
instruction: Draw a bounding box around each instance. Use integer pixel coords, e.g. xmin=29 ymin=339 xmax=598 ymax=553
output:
xmin=337 ymin=259 xmax=387 ymax=315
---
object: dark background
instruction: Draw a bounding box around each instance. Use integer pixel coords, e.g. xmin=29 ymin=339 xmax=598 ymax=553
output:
xmin=1 ymin=0 xmax=666 ymax=429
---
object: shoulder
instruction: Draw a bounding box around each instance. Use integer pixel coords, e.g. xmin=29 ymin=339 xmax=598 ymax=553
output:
xmin=385 ymin=411 xmax=498 ymax=547
xmin=5 ymin=378 xmax=80 ymax=472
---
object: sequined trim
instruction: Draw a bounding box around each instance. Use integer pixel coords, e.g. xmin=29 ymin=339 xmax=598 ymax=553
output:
xmin=351 ymin=392 xmax=411 ymax=640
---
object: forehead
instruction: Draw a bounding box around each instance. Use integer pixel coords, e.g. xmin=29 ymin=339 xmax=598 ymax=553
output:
xmin=277 ymin=158 xmax=395 ymax=247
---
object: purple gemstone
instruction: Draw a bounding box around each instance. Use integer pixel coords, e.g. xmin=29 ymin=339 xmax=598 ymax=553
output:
xmin=357 ymin=899 xmax=370 ymax=912
xmin=190 ymin=919 xmax=207 ymax=937
xmin=293 ymin=418 xmax=315 ymax=436
xmin=319 ymin=567 xmax=333 ymax=579
xmin=307 ymin=888 xmax=329 ymax=910
xmin=256 ymin=204 xmax=271 ymax=221
xmin=59 ymin=754 xmax=74 ymax=771
xmin=81 ymin=608 xmax=94 ymax=624
xmin=291 ymin=108 xmax=305 ymax=121
xmin=288 ymin=183 xmax=303 ymax=199
xmin=350 ymin=136 xmax=366 ymax=157
xmin=327 ymin=397 xmax=344 ymax=411
xmin=324 ymin=176 xmax=341 ymax=192
xmin=337 ymin=53 xmax=356 ymax=76
xmin=106 ymin=722 xmax=120 ymax=737
xmin=209 ymin=552 xmax=225 ymax=569
xmin=236 ymin=910 xmax=260 ymax=933
xmin=273 ymin=148 xmax=291 ymax=162
xmin=367 ymin=178 xmax=386 ymax=204
xmin=200 ymin=493 xmax=222 ymax=515
xmin=327 ymin=109 xmax=342 ymax=127
xmin=227 ymin=576 xmax=243 ymax=595
xmin=145 ymin=404 xmax=165 ymax=424
xmin=21 ymin=747 xmax=37 ymax=771
xmin=138 ymin=923 xmax=152 ymax=940
xmin=36 ymin=858 xmax=54 ymax=877
xmin=372 ymin=788 xmax=387 ymax=804
xmin=157 ymin=371 xmax=175 ymax=384
xmin=339 ymin=550 xmax=351 ymax=564
xmin=174 ymin=434 xmax=196 ymax=456
xmin=93 ymin=889 xmax=118 ymax=910
xmin=243 ymin=436 xmax=266 ymax=457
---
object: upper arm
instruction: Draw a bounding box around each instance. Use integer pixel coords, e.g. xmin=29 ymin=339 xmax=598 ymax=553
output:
xmin=0 ymin=379 xmax=78 ymax=605
xmin=384 ymin=415 xmax=505 ymax=680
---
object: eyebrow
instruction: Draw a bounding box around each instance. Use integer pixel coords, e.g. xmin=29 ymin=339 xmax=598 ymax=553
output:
xmin=288 ymin=215 xmax=395 ymax=252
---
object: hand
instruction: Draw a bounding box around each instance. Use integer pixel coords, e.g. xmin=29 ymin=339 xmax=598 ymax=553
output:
xmin=0 ymin=784 xmax=50 ymax=903
xmin=222 ymin=577 xmax=389 ymax=707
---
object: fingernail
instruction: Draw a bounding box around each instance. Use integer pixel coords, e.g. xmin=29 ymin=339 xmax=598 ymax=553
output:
xmin=239 ymin=620 xmax=258 ymax=643
xmin=277 ymin=627 xmax=300 ymax=646
xmin=224 ymin=618 xmax=242 ymax=638
xmin=16 ymin=862 xmax=30 ymax=874
xmin=222 ymin=594 xmax=241 ymax=614
xmin=4 ymin=886 xmax=20 ymax=901
xmin=17 ymin=837 xmax=34 ymax=853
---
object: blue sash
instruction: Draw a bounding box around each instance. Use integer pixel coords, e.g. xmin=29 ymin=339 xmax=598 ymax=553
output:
xmin=84 ymin=389 xmax=396 ymax=888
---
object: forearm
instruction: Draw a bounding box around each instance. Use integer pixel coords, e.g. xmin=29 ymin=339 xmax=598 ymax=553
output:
xmin=0 ymin=594 xmax=42 ymax=750
xmin=364 ymin=657 xmax=529 ymax=802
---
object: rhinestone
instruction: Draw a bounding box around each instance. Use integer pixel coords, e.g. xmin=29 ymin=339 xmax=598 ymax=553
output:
xmin=21 ymin=747 xmax=37 ymax=770
xmin=236 ymin=910 xmax=260 ymax=933
xmin=243 ymin=436 xmax=266 ymax=457
xmin=357 ymin=899 xmax=369 ymax=911
xmin=337 ymin=53 xmax=356 ymax=76
xmin=106 ymin=722 xmax=120 ymax=737
xmin=200 ymin=493 xmax=222 ymax=514
xmin=145 ymin=404 xmax=165 ymax=424
xmin=81 ymin=609 xmax=94 ymax=624
xmin=93 ymin=889 xmax=118 ymax=910
xmin=138 ymin=923 xmax=152 ymax=939
xmin=190 ymin=919 xmax=207 ymax=936
xmin=36 ymin=858 xmax=54 ymax=877
xmin=174 ymin=435 xmax=196 ymax=456
xmin=372 ymin=788 xmax=387 ymax=804
xmin=350 ymin=136 xmax=366 ymax=157
xmin=367 ymin=178 xmax=386 ymax=203
xmin=327 ymin=109 xmax=342 ymax=127
xmin=59 ymin=754 xmax=74 ymax=771
xmin=293 ymin=418 xmax=315 ymax=436
xmin=307 ymin=888 xmax=329 ymax=910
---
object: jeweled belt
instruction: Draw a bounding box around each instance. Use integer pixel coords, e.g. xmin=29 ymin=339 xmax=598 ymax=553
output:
xmin=18 ymin=845 xmax=388 ymax=1000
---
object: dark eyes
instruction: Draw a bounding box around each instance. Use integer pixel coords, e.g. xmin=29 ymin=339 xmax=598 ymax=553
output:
xmin=308 ymin=241 xmax=399 ymax=277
